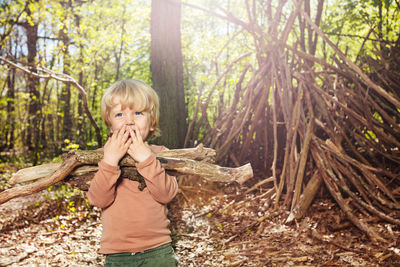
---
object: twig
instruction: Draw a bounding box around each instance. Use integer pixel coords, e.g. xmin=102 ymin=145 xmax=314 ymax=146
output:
xmin=310 ymin=229 xmax=364 ymax=253
xmin=245 ymin=177 xmax=274 ymax=194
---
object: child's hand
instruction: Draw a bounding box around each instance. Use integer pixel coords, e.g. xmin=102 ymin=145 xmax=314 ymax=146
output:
xmin=103 ymin=125 xmax=132 ymax=166
xmin=127 ymin=126 xmax=153 ymax=163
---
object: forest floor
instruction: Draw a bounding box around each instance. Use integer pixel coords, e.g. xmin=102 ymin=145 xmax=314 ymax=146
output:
xmin=0 ymin=163 xmax=400 ymax=266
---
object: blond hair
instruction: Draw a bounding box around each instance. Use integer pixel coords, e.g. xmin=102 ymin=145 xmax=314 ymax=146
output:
xmin=101 ymin=79 xmax=160 ymax=139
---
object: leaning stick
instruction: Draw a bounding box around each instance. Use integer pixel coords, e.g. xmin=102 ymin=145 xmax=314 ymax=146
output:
xmin=312 ymin=147 xmax=388 ymax=243
xmin=286 ymin=171 xmax=322 ymax=223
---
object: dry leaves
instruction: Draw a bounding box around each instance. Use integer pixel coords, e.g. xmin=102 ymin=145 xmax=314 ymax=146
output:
xmin=0 ymin=171 xmax=399 ymax=266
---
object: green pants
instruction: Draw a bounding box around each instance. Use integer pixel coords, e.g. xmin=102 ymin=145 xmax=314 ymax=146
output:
xmin=104 ymin=243 xmax=179 ymax=267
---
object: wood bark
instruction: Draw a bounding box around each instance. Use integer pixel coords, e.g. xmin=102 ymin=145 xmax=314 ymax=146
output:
xmin=5 ymin=68 xmax=16 ymax=149
xmin=151 ymin=0 xmax=186 ymax=148
xmin=286 ymin=171 xmax=322 ymax=223
xmin=22 ymin=0 xmax=41 ymax=164
xmin=10 ymin=144 xmax=216 ymax=184
xmin=0 ymin=154 xmax=80 ymax=206
xmin=59 ymin=5 xmax=73 ymax=141
xmin=291 ymin=88 xmax=314 ymax=210
xmin=2 ymin=145 xmax=253 ymax=205
xmin=311 ymin=145 xmax=388 ymax=243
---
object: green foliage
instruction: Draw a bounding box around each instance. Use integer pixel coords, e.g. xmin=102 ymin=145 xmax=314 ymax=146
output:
xmin=63 ymin=139 xmax=79 ymax=152
xmin=45 ymin=184 xmax=84 ymax=203
xmin=364 ymin=130 xmax=377 ymax=140
xmin=320 ymin=0 xmax=400 ymax=62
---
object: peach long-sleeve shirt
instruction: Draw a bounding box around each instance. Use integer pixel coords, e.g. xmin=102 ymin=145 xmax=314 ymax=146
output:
xmin=86 ymin=145 xmax=178 ymax=254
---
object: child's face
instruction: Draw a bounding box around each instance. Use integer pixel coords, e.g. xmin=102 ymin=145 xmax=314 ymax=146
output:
xmin=109 ymin=103 xmax=154 ymax=140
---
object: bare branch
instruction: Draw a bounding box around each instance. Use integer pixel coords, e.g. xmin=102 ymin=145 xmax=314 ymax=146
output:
xmin=0 ymin=56 xmax=102 ymax=146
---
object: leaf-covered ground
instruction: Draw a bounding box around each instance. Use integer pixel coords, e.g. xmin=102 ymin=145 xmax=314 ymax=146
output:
xmin=0 ymin=165 xmax=399 ymax=266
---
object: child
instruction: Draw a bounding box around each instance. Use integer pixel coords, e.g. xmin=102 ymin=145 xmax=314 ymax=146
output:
xmin=87 ymin=79 xmax=179 ymax=267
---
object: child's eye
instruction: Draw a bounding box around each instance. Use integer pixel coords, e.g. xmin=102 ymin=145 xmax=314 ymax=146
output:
xmin=135 ymin=112 xmax=143 ymax=116
xmin=115 ymin=113 xmax=124 ymax=117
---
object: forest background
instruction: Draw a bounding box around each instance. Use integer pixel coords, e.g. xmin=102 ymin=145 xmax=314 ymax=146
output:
xmin=1 ymin=0 xmax=400 ymax=254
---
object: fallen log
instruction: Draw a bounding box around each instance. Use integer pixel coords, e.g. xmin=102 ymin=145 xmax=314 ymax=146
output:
xmin=0 ymin=154 xmax=80 ymax=206
xmin=1 ymin=145 xmax=253 ymax=205
xmin=48 ymin=156 xmax=253 ymax=192
xmin=10 ymin=144 xmax=216 ymax=185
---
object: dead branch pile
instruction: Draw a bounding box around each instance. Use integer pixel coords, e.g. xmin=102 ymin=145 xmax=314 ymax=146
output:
xmin=185 ymin=2 xmax=400 ymax=242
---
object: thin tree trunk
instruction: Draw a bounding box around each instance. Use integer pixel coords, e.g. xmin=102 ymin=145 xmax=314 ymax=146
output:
xmin=5 ymin=69 xmax=15 ymax=149
xmin=75 ymin=14 xmax=85 ymax=147
xmin=23 ymin=0 xmax=41 ymax=164
xmin=114 ymin=4 xmax=126 ymax=81
xmin=60 ymin=2 xmax=73 ymax=141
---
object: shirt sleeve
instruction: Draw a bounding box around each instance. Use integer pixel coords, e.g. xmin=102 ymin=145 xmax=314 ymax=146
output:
xmin=86 ymin=160 xmax=121 ymax=209
xmin=136 ymin=154 xmax=178 ymax=204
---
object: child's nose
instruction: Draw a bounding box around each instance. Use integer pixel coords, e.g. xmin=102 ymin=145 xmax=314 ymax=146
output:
xmin=126 ymin=115 xmax=135 ymax=125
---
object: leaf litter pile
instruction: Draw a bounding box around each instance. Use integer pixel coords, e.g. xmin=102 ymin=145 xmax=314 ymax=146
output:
xmin=0 ymin=166 xmax=400 ymax=266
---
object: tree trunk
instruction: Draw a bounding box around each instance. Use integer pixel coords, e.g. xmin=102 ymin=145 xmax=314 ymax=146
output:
xmin=5 ymin=68 xmax=16 ymax=149
xmin=60 ymin=2 xmax=73 ymax=141
xmin=114 ymin=3 xmax=127 ymax=81
xmin=23 ymin=0 xmax=41 ymax=164
xmin=75 ymin=14 xmax=85 ymax=147
xmin=151 ymin=0 xmax=187 ymax=148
